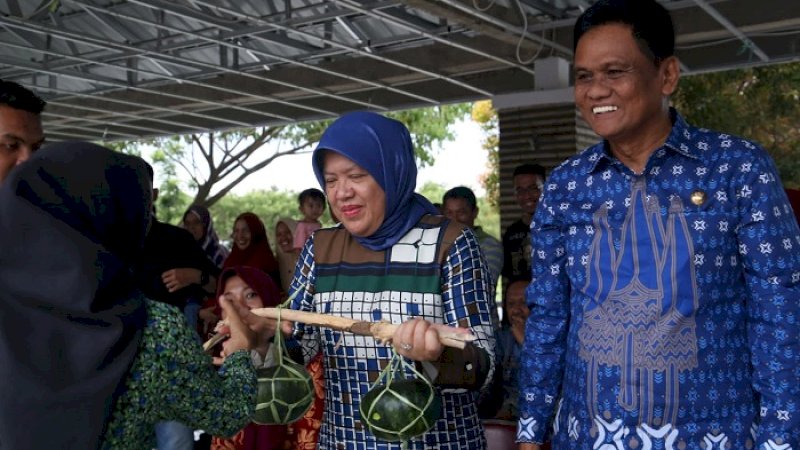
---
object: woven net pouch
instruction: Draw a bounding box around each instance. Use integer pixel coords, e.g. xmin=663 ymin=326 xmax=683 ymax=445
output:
xmin=253 ymin=306 xmax=314 ymax=425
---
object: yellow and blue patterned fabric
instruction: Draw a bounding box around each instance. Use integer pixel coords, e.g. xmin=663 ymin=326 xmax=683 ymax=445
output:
xmin=102 ymin=300 xmax=256 ymax=449
xmin=289 ymin=217 xmax=496 ymax=449
xmin=518 ymin=110 xmax=800 ymax=449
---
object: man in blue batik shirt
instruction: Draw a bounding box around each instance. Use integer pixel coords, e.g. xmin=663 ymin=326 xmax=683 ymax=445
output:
xmin=517 ymin=1 xmax=800 ymax=449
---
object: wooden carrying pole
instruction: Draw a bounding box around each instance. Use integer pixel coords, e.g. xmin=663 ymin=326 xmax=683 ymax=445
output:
xmin=203 ymin=307 xmax=475 ymax=352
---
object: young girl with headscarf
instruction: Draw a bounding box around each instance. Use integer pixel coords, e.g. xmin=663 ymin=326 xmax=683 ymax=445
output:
xmin=211 ymin=266 xmax=287 ymax=450
xmin=202 ymin=212 xmax=281 ymax=332
xmin=286 ymin=111 xmax=496 ymax=449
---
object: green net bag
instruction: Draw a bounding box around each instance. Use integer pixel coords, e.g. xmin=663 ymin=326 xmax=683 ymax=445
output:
xmin=252 ymin=307 xmax=314 ymax=425
xmin=359 ymin=349 xmax=442 ymax=446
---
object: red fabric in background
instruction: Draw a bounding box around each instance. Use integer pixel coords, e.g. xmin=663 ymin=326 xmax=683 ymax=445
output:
xmin=223 ymin=212 xmax=279 ymax=275
xmin=785 ymin=188 xmax=800 ymax=227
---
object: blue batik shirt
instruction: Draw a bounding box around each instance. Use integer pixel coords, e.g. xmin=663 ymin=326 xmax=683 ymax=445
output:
xmin=518 ymin=109 xmax=800 ymax=450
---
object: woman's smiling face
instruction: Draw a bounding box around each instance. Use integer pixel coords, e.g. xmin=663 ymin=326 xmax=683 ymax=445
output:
xmin=322 ymin=151 xmax=386 ymax=238
xmin=276 ymin=221 xmax=294 ymax=253
xmin=232 ymin=219 xmax=252 ymax=250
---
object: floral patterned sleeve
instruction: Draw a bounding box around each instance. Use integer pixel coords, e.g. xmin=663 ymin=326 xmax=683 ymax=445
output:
xmin=102 ymin=300 xmax=256 ymax=450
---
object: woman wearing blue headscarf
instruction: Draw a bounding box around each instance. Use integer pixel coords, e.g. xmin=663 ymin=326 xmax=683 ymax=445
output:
xmin=287 ymin=111 xmax=496 ymax=449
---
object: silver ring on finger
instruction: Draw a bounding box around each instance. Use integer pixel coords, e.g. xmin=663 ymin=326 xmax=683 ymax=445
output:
xmin=400 ymin=343 xmax=412 ymax=351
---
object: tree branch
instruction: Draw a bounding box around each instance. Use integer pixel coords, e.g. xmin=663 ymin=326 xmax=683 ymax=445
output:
xmin=204 ymin=141 xmax=314 ymax=206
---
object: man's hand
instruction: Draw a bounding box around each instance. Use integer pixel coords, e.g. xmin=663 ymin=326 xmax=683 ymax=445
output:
xmin=161 ymin=268 xmax=201 ymax=292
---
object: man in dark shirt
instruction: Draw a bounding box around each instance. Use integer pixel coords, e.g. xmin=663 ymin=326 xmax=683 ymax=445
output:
xmin=137 ymin=167 xmax=220 ymax=450
xmin=0 ymin=80 xmax=45 ymax=184
xmin=501 ymin=163 xmax=545 ymax=286
xmin=138 ymin=217 xmax=218 ymax=310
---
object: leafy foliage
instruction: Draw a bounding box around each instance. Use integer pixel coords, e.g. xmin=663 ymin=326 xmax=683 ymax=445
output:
xmin=158 ymin=182 xmax=498 ymax=254
xmin=471 ymin=100 xmax=500 ymax=206
xmin=209 ymin=188 xmax=335 ymax=248
xmin=673 ymin=62 xmax=800 ymax=186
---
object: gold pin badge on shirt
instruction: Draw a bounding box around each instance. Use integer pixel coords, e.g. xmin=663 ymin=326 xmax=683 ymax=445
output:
xmin=690 ymin=190 xmax=706 ymax=206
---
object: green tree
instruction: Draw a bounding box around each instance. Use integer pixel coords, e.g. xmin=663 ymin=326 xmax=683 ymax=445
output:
xmin=418 ymin=181 xmax=447 ymax=208
xmin=203 ymin=188 xmax=336 ymax=250
xmin=112 ymin=104 xmax=471 ymax=223
xmin=673 ymin=62 xmax=800 ymax=186
xmin=471 ymin=100 xmax=500 ymax=206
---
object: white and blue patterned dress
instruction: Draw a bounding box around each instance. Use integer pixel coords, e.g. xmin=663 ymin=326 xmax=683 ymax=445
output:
xmin=290 ymin=216 xmax=496 ymax=449
xmin=518 ymin=110 xmax=800 ymax=450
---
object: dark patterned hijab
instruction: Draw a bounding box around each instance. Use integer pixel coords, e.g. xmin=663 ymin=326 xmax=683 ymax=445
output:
xmin=183 ymin=204 xmax=229 ymax=269
xmin=0 ymin=142 xmax=150 ymax=449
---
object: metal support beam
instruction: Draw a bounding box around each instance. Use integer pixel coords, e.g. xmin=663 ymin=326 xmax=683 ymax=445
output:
xmin=334 ymin=0 xmax=538 ymax=74
xmin=0 ymin=15 xmax=361 ymax=117
xmin=691 ymin=0 xmax=769 ymax=62
xmin=84 ymin=0 xmax=447 ymax=104
xmin=45 ymin=108 xmax=181 ymax=137
xmin=0 ymin=37 xmax=294 ymax=123
xmin=40 ymin=87 xmax=220 ymax=133
xmin=0 ymin=55 xmax=252 ymax=128
xmin=172 ymin=0 xmax=495 ymax=96
xmin=517 ymin=0 xmax=569 ymax=19
xmin=435 ymin=0 xmax=573 ymax=56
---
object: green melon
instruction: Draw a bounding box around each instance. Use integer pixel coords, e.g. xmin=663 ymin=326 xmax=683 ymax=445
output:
xmin=253 ymin=362 xmax=314 ymax=425
xmin=359 ymin=378 xmax=442 ymax=442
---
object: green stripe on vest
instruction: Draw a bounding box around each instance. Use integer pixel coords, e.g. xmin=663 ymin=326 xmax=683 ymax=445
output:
xmin=315 ymin=273 xmax=440 ymax=294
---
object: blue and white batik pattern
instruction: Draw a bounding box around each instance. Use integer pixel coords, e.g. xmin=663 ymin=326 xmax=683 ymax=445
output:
xmin=518 ymin=110 xmax=800 ymax=450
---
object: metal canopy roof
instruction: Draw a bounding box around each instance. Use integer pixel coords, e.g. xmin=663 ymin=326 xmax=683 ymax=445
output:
xmin=1 ymin=0 xmax=798 ymax=142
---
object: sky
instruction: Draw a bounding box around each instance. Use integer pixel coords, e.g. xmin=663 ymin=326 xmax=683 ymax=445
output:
xmin=230 ymin=117 xmax=489 ymax=196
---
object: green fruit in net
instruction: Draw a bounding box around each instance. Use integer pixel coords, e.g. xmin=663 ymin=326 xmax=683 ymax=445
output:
xmin=253 ymin=362 xmax=314 ymax=425
xmin=359 ymin=378 xmax=442 ymax=442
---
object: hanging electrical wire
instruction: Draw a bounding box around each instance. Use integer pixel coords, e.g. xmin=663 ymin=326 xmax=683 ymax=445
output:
xmin=514 ymin=0 xmax=548 ymax=65
xmin=473 ymin=0 xmax=497 ymax=12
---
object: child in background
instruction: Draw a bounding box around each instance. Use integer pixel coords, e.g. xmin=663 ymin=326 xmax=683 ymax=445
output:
xmin=293 ymin=188 xmax=325 ymax=250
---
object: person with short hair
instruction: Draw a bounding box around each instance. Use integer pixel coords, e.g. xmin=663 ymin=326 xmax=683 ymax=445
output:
xmin=443 ymin=185 xmax=503 ymax=326
xmin=479 ymin=280 xmax=529 ymax=421
xmin=137 ymin=169 xmax=225 ymax=450
xmin=501 ymin=163 xmax=545 ymax=286
xmin=0 ymin=79 xmax=45 ymax=183
xmin=443 ymin=186 xmax=503 ymax=284
xmin=517 ymin=1 xmax=800 ymax=448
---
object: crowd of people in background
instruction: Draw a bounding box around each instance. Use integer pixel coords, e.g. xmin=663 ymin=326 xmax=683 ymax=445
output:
xmin=1 ymin=0 xmax=799 ymax=449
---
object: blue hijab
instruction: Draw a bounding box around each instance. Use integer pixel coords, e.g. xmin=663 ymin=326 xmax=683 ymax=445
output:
xmin=312 ymin=111 xmax=438 ymax=251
